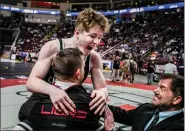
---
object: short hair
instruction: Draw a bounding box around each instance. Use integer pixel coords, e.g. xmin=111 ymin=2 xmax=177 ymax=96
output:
xmin=161 ymin=74 xmax=184 ymax=108
xmin=52 ymin=48 xmax=83 ymax=80
xmin=75 ymin=8 xmax=109 ymax=33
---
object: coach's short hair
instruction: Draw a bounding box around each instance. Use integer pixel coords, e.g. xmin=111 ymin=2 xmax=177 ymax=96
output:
xmin=52 ymin=48 xmax=83 ymax=80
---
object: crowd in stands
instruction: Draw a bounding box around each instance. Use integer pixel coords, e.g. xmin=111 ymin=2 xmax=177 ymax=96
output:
xmin=16 ymin=22 xmax=56 ymax=52
xmin=0 ymin=13 xmax=23 ymax=29
xmin=69 ymin=0 xmax=182 ymax=12
xmin=100 ymin=9 xmax=183 ymax=58
xmin=1 ymin=8 xmax=184 ymax=77
xmin=98 ymin=9 xmax=184 ymax=77
xmin=99 ymin=9 xmax=184 ymax=80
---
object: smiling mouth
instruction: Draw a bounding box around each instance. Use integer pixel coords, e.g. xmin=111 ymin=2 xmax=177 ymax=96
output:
xmin=87 ymin=45 xmax=93 ymax=50
xmin=153 ymin=95 xmax=160 ymax=100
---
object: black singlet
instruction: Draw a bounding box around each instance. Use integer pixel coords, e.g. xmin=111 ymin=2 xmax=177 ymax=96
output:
xmin=43 ymin=39 xmax=91 ymax=84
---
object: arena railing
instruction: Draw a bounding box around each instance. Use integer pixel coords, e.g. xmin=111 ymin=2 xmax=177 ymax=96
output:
xmin=10 ymin=28 xmax=20 ymax=52
xmin=100 ymin=41 xmax=124 ymax=57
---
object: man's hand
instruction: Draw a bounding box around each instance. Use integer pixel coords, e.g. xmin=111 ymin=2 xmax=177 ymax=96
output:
xmin=89 ymin=89 xmax=107 ymax=115
xmin=49 ymin=88 xmax=76 ymax=115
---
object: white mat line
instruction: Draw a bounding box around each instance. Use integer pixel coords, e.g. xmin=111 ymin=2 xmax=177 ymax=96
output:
xmin=1 ymin=104 xmax=23 ymax=107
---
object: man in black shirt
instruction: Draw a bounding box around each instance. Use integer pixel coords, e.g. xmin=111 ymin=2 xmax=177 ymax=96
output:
xmin=111 ymin=56 xmax=121 ymax=81
xmin=147 ymin=61 xmax=155 ymax=85
xmin=137 ymin=58 xmax=143 ymax=74
xmin=14 ymin=48 xmax=114 ymax=130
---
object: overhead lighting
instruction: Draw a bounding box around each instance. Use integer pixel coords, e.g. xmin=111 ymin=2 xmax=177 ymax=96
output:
xmin=67 ymin=1 xmax=69 ymax=3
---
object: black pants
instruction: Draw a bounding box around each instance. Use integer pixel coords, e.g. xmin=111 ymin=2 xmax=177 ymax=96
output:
xmin=130 ymin=72 xmax=135 ymax=83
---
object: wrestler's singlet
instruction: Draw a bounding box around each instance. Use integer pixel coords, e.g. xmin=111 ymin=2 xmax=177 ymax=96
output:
xmin=43 ymin=39 xmax=91 ymax=84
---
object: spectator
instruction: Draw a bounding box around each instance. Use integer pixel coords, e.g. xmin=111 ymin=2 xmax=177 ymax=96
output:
xmin=164 ymin=59 xmax=178 ymax=75
xmin=147 ymin=61 xmax=155 ymax=85
xmin=111 ymin=56 xmax=121 ymax=81
xmin=108 ymin=74 xmax=184 ymax=131
xmin=129 ymin=58 xmax=137 ymax=83
xmin=137 ymin=58 xmax=144 ymax=74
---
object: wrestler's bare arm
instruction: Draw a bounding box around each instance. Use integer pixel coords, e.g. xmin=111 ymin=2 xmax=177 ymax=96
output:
xmin=89 ymin=51 xmax=108 ymax=115
xmin=91 ymin=51 xmax=108 ymax=95
xmin=26 ymin=40 xmax=75 ymax=114
xmin=26 ymin=40 xmax=59 ymax=94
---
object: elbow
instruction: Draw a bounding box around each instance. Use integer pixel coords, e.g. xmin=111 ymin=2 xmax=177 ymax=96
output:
xmin=26 ymin=78 xmax=34 ymax=92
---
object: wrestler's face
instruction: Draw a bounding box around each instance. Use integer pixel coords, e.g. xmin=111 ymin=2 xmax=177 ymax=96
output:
xmin=151 ymin=79 xmax=180 ymax=110
xmin=75 ymin=25 xmax=104 ymax=55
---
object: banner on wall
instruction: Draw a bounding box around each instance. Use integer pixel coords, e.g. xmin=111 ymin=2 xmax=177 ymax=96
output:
xmin=66 ymin=2 xmax=184 ymax=16
xmin=102 ymin=60 xmax=112 ymax=70
xmin=0 ymin=2 xmax=183 ymax=15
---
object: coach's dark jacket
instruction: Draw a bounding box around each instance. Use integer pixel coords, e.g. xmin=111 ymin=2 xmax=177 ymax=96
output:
xmin=19 ymin=85 xmax=101 ymax=131
xmin=109 ymin=103 xmax=184 ymax=131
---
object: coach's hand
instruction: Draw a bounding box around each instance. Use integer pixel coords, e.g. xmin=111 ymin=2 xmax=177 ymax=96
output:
xmin=49 ymin=88 xmax=76 ymax=115
xmin=89 ymin=89 xmax=107 ymax=115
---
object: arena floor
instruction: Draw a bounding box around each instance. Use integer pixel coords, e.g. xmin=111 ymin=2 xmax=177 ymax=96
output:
xmin=0 ymin=58 xmax=157 ymax=130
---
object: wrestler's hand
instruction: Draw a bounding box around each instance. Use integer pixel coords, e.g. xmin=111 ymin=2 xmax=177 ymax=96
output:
xmin=89 ymin=89 xmax=107 ymax=115
xmin=49 ymin=88 xmax=76 ymax=115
